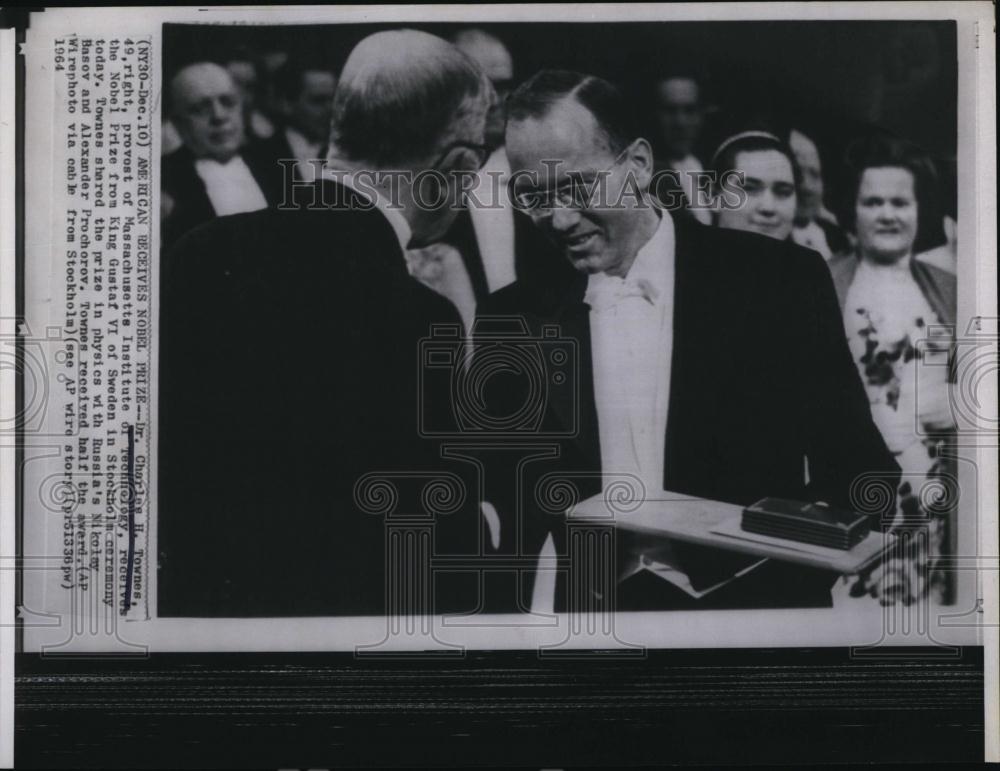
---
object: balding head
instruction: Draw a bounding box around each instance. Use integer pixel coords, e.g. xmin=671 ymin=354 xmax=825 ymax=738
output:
xmin=452 ymin=28 xmax=512 ymax=148
xmin=452 ymin=28 xmax=513 ymax=85
xmin=328 ymin=29 xmax=493 ymax=169
xmin=170 ymin=62 xmax=244 ymax=162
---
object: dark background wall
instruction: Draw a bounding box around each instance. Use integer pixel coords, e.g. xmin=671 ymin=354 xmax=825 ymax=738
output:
xmin=164 ymin=20 xmax=958 ymax=216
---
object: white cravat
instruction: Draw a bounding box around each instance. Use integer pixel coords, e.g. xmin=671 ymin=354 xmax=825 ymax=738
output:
xmin=586 ymin=212 xmax=675 ymax=497
xmin=530 ymin=216 xmax=678 ymax=615
xmin=585 ymin=212 xmax=743 ymax=597
xmin=194 ymin=155 xmax=268 ymax=217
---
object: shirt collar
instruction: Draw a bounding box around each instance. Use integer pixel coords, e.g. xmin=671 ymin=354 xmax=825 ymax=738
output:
xmin=585 ymin=209 xmax=675 ymax=307
xmin=285 ymin=125 xmax=323 ymax=160
xmin=325 ymin=168 xmax=413 ymax=252
xmin=194 ymin=154 xmax=245 ymax=171
xmin=671 ymin=153 xmax=702 ymax=171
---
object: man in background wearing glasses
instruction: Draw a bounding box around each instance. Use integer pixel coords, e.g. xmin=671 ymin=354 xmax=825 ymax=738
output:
xmin=477 ymin=70 xmax=899 ymax=613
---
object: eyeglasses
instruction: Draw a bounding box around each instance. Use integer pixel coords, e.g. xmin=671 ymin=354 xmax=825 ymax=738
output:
xmin=510 ymin=146 xmax=632 ymax=215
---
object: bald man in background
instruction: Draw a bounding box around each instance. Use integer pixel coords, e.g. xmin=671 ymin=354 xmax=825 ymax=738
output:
xmin=408 ymin=28 xmax=563 ymax=332
xmin=256 ymin=58 xmax=337 ymax=186
xmin=160 ymin=62 xmax=284 ymax=248
xmin=788 ymin=127 xmax=849 ymax=260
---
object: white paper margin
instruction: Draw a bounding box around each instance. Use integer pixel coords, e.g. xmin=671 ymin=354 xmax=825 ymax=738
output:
xmin=6 ymin=5 xmax=992 ymax=712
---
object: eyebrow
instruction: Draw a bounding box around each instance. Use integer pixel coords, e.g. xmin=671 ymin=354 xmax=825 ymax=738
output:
xmin=743 ymin=176 xmax=795 ymax=186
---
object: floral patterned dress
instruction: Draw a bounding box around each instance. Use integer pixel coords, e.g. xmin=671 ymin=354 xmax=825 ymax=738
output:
xmin=843 ymin=256 xmax=956 ymax=604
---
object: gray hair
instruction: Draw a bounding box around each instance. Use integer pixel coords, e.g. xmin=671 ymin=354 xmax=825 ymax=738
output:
xmin=328 ymin=29 xmax=491 ymax=168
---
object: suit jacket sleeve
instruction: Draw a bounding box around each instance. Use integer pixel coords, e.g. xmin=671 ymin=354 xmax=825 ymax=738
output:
xmin=796 ymin=248 xmax=900 ymax=529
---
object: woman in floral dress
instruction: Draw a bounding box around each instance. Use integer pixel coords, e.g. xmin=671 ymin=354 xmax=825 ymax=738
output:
xmin=826 ymin=133 xmax=957 ymax=605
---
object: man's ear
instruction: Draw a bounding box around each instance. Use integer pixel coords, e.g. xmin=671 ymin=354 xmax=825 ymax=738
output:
xmin=627 ymin=137 xmax=655 ymax=189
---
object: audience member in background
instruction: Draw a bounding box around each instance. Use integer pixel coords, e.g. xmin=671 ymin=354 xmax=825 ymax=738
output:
xmin=255 ymin=48 xmax=291 ymax=127
xmin=225 ymin=52 xmax=277 ymax=141
xmin=651 ymin=74 xmax=711 ymax=224
xmin=160 ymin=112 xmax=184 ymax=156
xmin=410 ymin=27 xmax=563 ymax=329
xmin=453 ymin=28 xmax=513 ymax=150
xmin=827 ymin=133 xmax=956 ymax=606
xmin=788 ymin=127 xmax=849 ymax=259
xmin=258 ymin=59 xmax=337 ymax=185
xmin=417 ymin=27 xmax=517 ymax=327
xmin=709 ymin=130 xmax=799 ymax=242
xmin=916 ymin=214 xmax=957 ymax=274
xmin=161 ymin=62 xmax=284 ymax=248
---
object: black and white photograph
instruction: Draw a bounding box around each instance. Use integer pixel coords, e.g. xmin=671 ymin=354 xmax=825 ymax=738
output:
xmin=153 ymin=17 xmax=968 ymax=624
xmin=3 ymin=3 xmax=996 ymax=767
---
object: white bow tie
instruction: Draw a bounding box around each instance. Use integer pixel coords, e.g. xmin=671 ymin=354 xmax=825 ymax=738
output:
xmin=584 ymin=276 xmax=660 ymax=312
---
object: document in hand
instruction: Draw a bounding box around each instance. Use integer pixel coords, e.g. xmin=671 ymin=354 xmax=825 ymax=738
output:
xmin=569 ymin=491 xmax=894 ymax=575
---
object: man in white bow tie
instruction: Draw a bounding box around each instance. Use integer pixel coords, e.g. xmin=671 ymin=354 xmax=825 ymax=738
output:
xmin=477 ymin=70 xmax=899 ymax=612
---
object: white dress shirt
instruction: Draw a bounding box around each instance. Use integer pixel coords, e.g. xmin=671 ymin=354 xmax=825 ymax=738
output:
xmin=194 ymin=155 xmax=268 ymax=217
xmin=533 ymin=213 xmax=679 ymax=614
xmin=583 ymin=211 xmax=758 ymax=598
xmin=792 ymin=219 xmax=834 ymax=260
xmin=670 ymin=153 xmax=712 ymax=225
xmin=468 ymin=147 xmax=517 ymax=292
xmin=585 ymin=212 xmax=676 ymax=496
xmin=285 ymin=126 xmax=324 ymax=182
xmin=584 ymin=211 xmax=706 ymax=594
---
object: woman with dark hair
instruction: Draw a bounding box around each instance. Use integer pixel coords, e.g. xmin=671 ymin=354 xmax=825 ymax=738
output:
xmin=829 ymin=132 xmax=957 ymax=606
xmin=708 ymin=130 xmax=800 ymax=241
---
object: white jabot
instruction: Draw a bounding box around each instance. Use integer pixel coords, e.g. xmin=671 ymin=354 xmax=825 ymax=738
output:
xmin=194 ymin=155 xmax=268 ymax=217
xmin=285 ymin=126 xmax=324 ymax=182
xmin=669 ymin=153 xmax=711 ymax=225
xmin=468 ymin=147 xmax=517 ymax=292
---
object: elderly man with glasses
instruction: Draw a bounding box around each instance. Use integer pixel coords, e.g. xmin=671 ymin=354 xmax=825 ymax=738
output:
xmin=157 ymin=30 xmax=494 ymax=618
